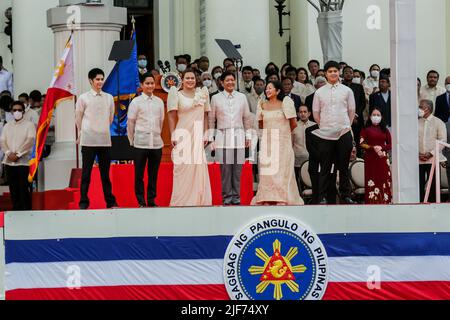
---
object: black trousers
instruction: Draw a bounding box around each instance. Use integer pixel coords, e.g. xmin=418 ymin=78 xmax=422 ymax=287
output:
xmin=308 ymin=158 xmax=338 ymax=205
xmin=80 ymin=146 xmax=117 ymax=209
xmin=420 ymin=164 xmax=436 ymax=203
xmin=134 ymin=147 xmax=162 ymax=206
xmin=6 ymin=166 xmax=32 ymax=211
xmin=317 ymin=132 xmax=353 ymax=202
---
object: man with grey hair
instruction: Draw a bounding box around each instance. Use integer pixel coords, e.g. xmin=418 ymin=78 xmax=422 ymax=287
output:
xmin=418 ymin=99 xmax=447 ymax=202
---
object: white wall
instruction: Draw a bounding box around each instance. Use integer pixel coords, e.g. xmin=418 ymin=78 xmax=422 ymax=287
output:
xmin=0 ymin=0 xmax=12 ymax=73
xmin=304 ymin=0 xmax=448 ymax=81
xmin=12 ymin=0 xmax=59 ymax=96
xmin=203 ymin=0 xmax=271 ymax=75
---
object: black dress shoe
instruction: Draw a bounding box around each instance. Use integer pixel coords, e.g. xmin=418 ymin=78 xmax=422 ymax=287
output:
xmin=148 ymin=202 xmax=158 ymax=208
xmin=342 ymin=197 xmax=356 ymax=204
xmin=319 ymin=199 xmax=328 ymax=205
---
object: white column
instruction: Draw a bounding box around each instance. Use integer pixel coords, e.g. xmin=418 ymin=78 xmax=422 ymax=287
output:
xmin=290 ymin=0 xmax=310 ymax=68
xmin=173 ymin=0 xmax=200 ymax=59
xmin=204 ymin=0 xmax=271 ymax=72
xmin=12 ymin=0 xmax=59 ymax=96
xmin=154 ymin=0 xmax=174 ymax=65
xmin=390 ymin=0 xmax=419 ymax=203
xmin=39 ymin=3 xmax=126 ymax=191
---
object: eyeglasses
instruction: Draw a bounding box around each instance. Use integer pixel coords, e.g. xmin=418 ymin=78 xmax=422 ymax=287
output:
xmin=11 ymin=109 xmax=23 ymax=112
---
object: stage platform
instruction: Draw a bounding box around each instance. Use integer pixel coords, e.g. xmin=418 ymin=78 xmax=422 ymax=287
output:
xmin=1 ymin=203 xmax=450 ymax=301
xmin=0 ymin=163 xmax=255 ymax=211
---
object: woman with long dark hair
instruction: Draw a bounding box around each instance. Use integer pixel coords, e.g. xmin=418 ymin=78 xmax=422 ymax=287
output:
xmin=360 ymin=107 xmax=392 ymax=204
xmin=252 ymin=81 xmax=304 ymax=206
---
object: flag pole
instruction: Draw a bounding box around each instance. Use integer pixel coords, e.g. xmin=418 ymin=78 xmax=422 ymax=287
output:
xmin=74 ymin=94 xmax=80 ymax=169
xmin=69 ymin=24 xmax=80 ymax=170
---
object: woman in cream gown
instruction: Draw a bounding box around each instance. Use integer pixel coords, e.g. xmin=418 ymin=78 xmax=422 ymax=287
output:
xmin=252 ymin=81 xmax=304 ymax=206
xmin=167 ymin=69 xmax=212 ymax=206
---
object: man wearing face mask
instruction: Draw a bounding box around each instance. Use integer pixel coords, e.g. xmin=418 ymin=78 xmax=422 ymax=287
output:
xmin=175 ymin=55 xmax=188 ymax=74
xmin=138 ymin=55 xmax=148 ymax=76
xmin=418 ymin=99 xmax=447 ymax=203
xmin=0 ymin=101 xmax=36 ymax=210
xmin=434 ymin=76 xmax=450 ymax=123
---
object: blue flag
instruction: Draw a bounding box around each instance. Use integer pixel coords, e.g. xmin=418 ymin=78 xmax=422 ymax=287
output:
xmin=103 ymin=31 xmax=140 ymax=136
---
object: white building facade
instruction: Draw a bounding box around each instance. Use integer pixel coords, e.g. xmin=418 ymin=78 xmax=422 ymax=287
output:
xmin=0 ymin=0 xmax=448 ymax=202
xmin=1 ymin=0 xmax=449 ymax=95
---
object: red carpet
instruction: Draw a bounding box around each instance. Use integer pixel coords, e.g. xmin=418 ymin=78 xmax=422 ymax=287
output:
xmin=68 ymin=163 xmax=254 ymax=209
xmin=0 ymin=163 xmax=254 ymax=211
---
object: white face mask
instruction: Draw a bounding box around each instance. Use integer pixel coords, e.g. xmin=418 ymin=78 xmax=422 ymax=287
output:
xmin=371 ymin=115 xmax=382 ymax=125
xmin=418 ymin=109 xmax=425 ymax=118
xmin=446 ymin=84 xmax=450 ymax=93
xmin=13 ymin=111 xmax=23 ymax=121
xmin=352 ymin=77 xmax=361 ymax=84
xmin=203 ymin=80 xmax=212 ymax=88
xmin=138 ymin=60 xmax=147 ymax=69
xmin=214 ymin=73 xmax=222 ymax=80
xmin=177 ymin=64 xmax=187 ymax=73
xmin=371 ymin=70 xmax=380 ymax=78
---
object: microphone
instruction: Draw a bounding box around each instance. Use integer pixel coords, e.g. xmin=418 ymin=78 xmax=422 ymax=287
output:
xmin=164 ymin=61 xmax=171 ymax=72
xmin=157 ymin=60 xmax=165 ymax=72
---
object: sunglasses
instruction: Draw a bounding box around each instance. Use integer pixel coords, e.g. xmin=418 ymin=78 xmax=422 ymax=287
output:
xmin=12 ymin=109 xmax=23 ymax=112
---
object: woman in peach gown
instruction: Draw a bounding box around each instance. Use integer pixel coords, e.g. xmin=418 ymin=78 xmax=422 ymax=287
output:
xmin=252 ymin=81 xmax=304 ymax=206
xmin=167 ymin=69 xmax=212 ymax=206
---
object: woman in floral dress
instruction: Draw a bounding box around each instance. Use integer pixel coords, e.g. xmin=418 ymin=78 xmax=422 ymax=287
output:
xmin=360 ymin=107 xmax=392 ymax=204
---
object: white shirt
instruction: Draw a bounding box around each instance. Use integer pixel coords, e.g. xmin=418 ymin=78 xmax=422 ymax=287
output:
xmin=420 ymin=85 xmax=446 ymax=108
xmin=246 ymin=91 xmax=265 ymax=115
xmin=292 ymin=120 xmax=316 ymax=167
xmin=209 ymin=90 xmax=253 ymax=149
xmin=0 ymin=69 xmax=13 ymax=95
xmin=0 ymin=118 xmax=36 ymax=166
xmin=312 ymin=82 xmax=356 ymax=140
xmin=75 ymin=90 xmax=115 ymax=147
xmin=418 ymin=114 xmax=447 ymax=164
xmin=127 ymin=93 xmax=165 ymax=149
xmin=24 ymin=106 xmax=39 ymax=127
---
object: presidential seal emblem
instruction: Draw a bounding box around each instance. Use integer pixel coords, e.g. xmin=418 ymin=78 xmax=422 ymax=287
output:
xmin=161 ymin=72 xmax=182 ymax=93
xmin=223 ymin=217 xmax=328 ymax=300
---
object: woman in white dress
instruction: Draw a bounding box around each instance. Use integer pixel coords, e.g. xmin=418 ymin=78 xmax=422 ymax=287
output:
xmin=167 ymin=69 xmax=212 ymax=206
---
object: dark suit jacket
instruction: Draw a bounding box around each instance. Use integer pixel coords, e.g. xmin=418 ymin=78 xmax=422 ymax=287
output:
xmin=305 ymin=93 xmax=315 ymax=122
xmin=369 ymin=90 xmax=392 ymax=127
xmin=435 ymin=92 xmax=450 ymax=123
xmin=343 ymin=82 xmax=366 ymax=121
